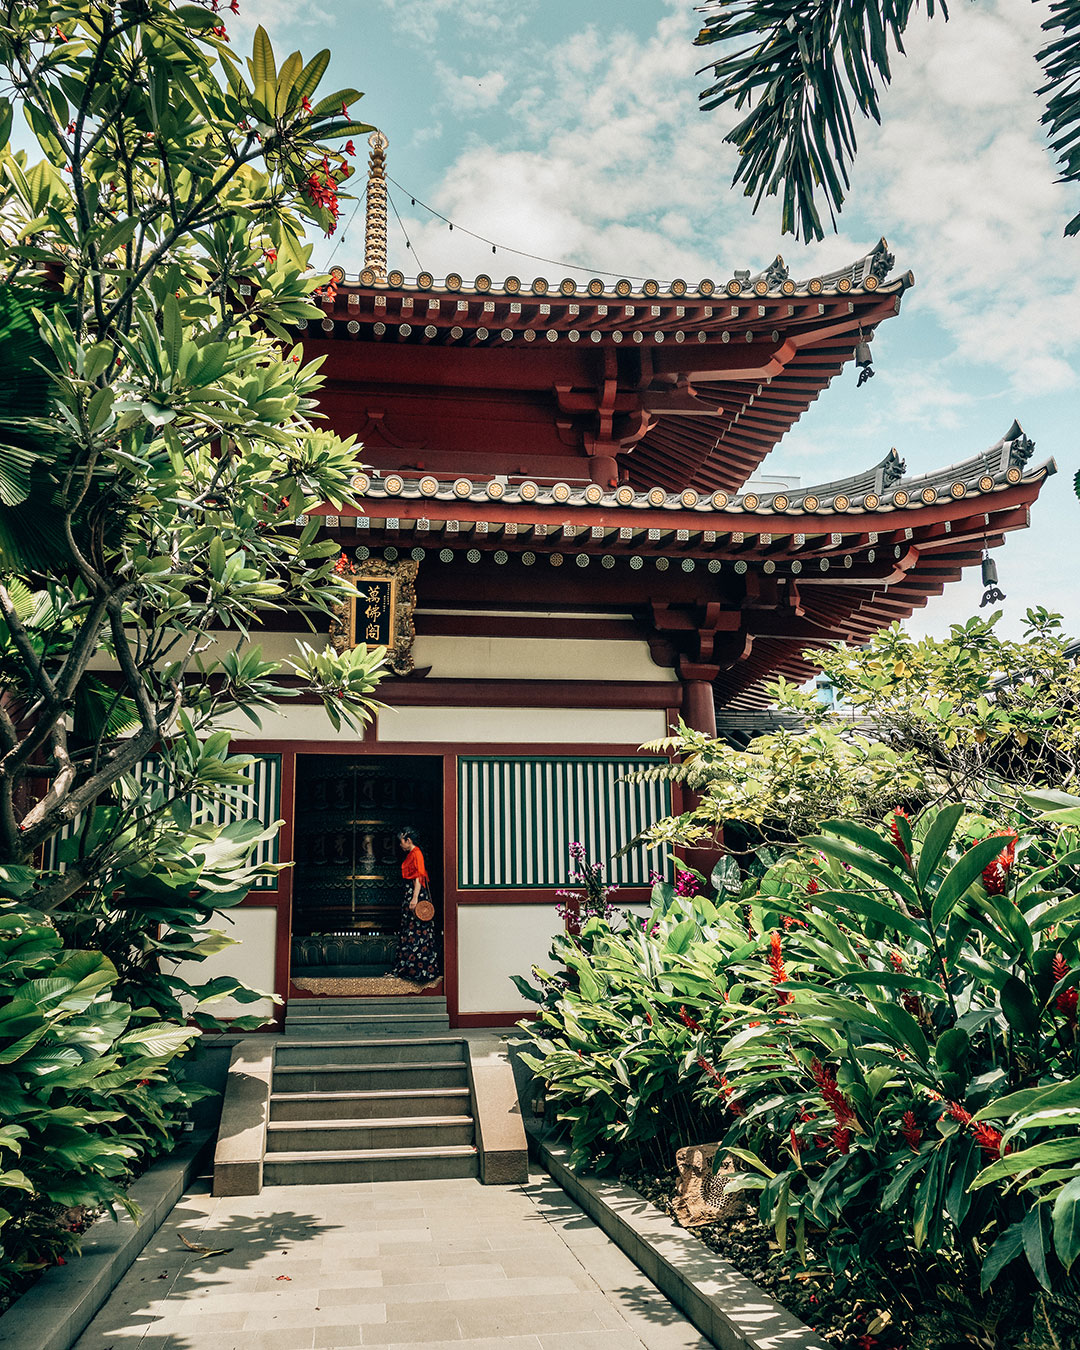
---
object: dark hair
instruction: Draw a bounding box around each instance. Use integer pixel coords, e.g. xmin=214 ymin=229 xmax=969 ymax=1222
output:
xmin=398 ymin=825 xmax=420 ymax=844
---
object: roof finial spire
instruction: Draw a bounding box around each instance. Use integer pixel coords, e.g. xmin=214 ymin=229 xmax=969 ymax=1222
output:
xmin=364 ymin=130 xmax=389 ymax=281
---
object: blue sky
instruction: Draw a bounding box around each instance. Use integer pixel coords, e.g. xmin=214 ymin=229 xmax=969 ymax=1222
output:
xmin=237 ymin=0 xmax=1076 ymax=640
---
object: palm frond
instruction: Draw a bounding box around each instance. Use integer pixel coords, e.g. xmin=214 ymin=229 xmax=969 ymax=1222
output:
xmin=695 ymin=1 xmax=948 ymax=242
xmin=1038 ymin=0 xmax=1080 ymax=235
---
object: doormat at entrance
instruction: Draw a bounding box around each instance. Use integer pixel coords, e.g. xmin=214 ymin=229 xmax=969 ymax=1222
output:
xmin=292 ymin=974 xmax=443 ymax=996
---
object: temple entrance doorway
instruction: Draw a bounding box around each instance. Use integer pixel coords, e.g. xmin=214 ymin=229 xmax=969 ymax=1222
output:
xmin=289 ymin=754 xmax=443 ymax=992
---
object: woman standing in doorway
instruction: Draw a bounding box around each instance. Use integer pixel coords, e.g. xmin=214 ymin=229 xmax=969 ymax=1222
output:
xmin=391 ymin=826 xmax=441 ymax=983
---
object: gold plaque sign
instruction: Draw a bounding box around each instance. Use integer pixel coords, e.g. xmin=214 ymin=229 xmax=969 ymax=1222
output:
xmin=330 ymin=557 xmax=418 ymax=675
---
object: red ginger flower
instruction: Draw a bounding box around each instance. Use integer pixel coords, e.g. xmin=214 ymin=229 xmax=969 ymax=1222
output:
xmin=979 ymin=829 xmax=1017 ymax=895
xmin=888 ymin=808 xmax=911 ymax=864
xmin=768 ymin=931 xmax=792 ymax=1004
xmin=696 ymin=1055 xmax=721 ymax=1083
xmin=810 ymin=1058 xmax=856 ymax=1127
xmin=1054 ymin=952 xmax=1079 ymax=1014
xmin=889 ymin=950 xmax=904 ymax=973
xmin=832 ymin=1126 xmax=852 ymax=1154
xmin=719 ymin=1073 xmax=745 ymax=1117
xmin=678 ymin=1005 xmax=702 ymax=1032
xmin=806 ymin=877 xmax=819 ymax=895
xmin=947 ymin=1101 xmax=1008 ymax=1157
xmin=900 ymin=1109 xmax=922 ymax=1151
xmin=302 ymin=96 xmax=313 ymax=113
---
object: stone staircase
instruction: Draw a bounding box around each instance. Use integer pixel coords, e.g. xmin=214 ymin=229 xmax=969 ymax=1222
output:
xmin=261 ymin=997 xmax=480 ymax=1185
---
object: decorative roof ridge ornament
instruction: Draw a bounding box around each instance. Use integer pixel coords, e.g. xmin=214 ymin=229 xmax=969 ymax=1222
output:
xmin=879 ymin=448 xmax=906 ymax=489
xmin=364 ymin=131 xmax=389 ymax=283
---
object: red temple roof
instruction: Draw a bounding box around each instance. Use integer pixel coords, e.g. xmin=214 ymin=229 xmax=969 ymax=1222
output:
xmin=300 ymin=240 xmax=909 ymax=494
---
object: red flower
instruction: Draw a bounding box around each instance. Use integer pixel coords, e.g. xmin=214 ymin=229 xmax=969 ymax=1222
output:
xmin=229 ymin=0 xmax=240 ymax=11
xmin=263 ymin=248 xmax=278 ymax=262
xmin=719 ymin=1074 xmax=745 ymax=1117
xmin=678 ymin=1006 xmax=702 ymax=1032
xmin=889 ymin=950 xmax=904 ymax=973
xmin=806 ymin=877 xmax=819 ymax=894
xmin=341 ymin=101 xmax=350 ymax=116
xmin=855 ymin=1336 xmax=878 ymax=1350
xmin=947 ymin=1101 xmax=1009 ymax=1157
xmin=789 ymin=1127 xmax=800 ymax=1159
xmin=810 ymin=1058 xmax=856 ymax=1127
xmin=832 ymin=1126 xmax=852 ymax=1154
xmin=900 ymin=1109 xmax=922 ymax=1151
xmin=767 ymin=930 xmax=792 ymax=1004
xmin=1054 ymin=953 xmax=1078 ymax=1015
xmin=302 ymin=96 xmax=313 ymax=114
xmin=344 ymin=140 xmax=356 ymax=156
xmin=980 ymin=829 xmax=1017 ymax=895
xmin=888 ymin=808 xmax=911 ymax=864
xmin=696 ymin=1056 xmax=721 ymax=1084
xmin=972 ymin=1122 xmax=1006 ymax=1158
xmin=54 ymin=25 xmax=66 ymax=41
xmin=333 ymin=552 xmax=350 ymax=575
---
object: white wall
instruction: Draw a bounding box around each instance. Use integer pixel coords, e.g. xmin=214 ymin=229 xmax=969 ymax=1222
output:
xmin=456 ymin=904 xmax=565 ymax=1014
xmin=379 ymin=705 xmax=667 ymax=746
xmin=412 ymin=635 xmax=675 ymax=683
xmin=168 ymin=907 xmax=279 ymax=1023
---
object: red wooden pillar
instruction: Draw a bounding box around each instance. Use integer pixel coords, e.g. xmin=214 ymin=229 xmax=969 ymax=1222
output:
xmin=677 ymin=661 xmax=721 ymax=879
xmin=679 ymin=662 xmax=719 ymax=739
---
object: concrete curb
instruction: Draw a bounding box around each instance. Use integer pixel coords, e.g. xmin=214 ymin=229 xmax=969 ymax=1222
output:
xmin=0 ymin=1131 xmax=212 ymax=1350
xmin=466 ymin=1037 xmax=529 ymax=1184
xmin=529 ymin=1125 xmax=829 ymax=1350
xmin=212 ymin=1038 xmax=273 ymax=1196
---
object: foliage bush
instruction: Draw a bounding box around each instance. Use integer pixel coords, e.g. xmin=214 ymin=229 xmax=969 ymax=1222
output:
xmin=518 ymin=794 xmax=1080 ymax=1318
xmin=638 ymin=611 xmax=1080 ymax=859
xmin=0 ymin=0 xmax=385 ymax=1298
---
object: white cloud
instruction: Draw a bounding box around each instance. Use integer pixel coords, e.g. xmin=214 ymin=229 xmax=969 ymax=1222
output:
xmin=370 ymin=0 xmax=537 ymax=46
xmin=435 ymin=65 xmax=508 ymax=113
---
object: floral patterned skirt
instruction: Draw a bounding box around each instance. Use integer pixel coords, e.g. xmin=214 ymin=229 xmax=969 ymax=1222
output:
xmin=391 ymin=880 xmax=441 ymax=983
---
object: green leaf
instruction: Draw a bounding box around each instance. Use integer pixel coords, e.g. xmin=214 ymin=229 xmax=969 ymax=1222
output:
xmin=1023 ymin=1203 xmax=1054 ymax=1291
xmin=972 ymin=1139 xmax=1080 ymax=1189
xmin=1000 ymin=976 xmax=1040 ymax=1039
xmin=931 ymin=835 xmax=1015 ymax=929
xmin=1052 ymin=1174 xmax=1080 ymax=1271
xmin=981 ymin=1220 xmax=1025 ymax=1291
xmin=917 ymin=802 xmax=965 ymax=889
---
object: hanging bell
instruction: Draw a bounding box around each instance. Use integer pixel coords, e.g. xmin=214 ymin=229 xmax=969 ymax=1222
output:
xmin=854 ymin=339 xmax=873 ymax=368
xmin=980 ymin=552 xmax=1006 ymax=607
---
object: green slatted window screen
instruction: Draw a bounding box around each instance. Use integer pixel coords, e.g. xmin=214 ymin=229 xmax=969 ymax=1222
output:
xmin=43 ymin=753 xmax=282 ymax=890
xmin=457 ymin=756 xmax=671 ymax=889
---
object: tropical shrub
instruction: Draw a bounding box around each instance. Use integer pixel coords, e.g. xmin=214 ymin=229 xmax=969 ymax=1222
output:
xmin=515 ymin=889 xmax=743 ymax=1172
xmin=519 ymin=794 xmax=1080 ymax=1331
xmin=0 ymin=881 xmax=209 ymax=1300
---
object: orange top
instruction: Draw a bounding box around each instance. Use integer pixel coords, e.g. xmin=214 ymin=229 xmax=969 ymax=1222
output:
xmin=401 ymin=847 xmax=429 ymax=886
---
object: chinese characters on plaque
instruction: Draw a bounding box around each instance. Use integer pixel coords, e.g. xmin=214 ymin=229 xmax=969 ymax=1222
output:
xmin=358 ymin=578 xmax=395 ymax=647
xmin=330 ymin=557 xmax=418 ymax=676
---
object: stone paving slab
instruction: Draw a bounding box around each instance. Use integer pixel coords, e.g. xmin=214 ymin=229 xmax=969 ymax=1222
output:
xmin=72 ymin=1170 xmax=713 ymax=1350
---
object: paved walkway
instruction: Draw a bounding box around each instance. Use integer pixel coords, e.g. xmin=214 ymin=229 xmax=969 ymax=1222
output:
xmin=74 ymin=1169 xmax=713 ymax=1350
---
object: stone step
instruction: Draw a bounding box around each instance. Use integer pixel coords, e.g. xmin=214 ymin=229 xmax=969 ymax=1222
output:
xmin=282 ymin=1016 xmax=451 ymax=1038
xmin=269 ymin=1086 xmax=471 ymax=1122
xmin=287 ymin=997 xmax=447 ymax=1015
xmin=262 ymin=1144 xmax=478 ymax=1185
xmin=265 ymin=1115 xmax=475 ymax=1152
xmin=275 ymin=1038 xmax=467 ymax=1067
xmin=272 ymin=1061 xmax=469 ymax=1093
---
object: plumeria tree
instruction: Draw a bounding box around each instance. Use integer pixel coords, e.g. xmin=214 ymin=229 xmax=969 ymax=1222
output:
xmin=0 ymin=1 xmax=383 ymax=1282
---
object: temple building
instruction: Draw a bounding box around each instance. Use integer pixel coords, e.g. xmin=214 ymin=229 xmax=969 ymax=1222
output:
xmin=196 ymin=135 xmax=1054 ymax=1029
